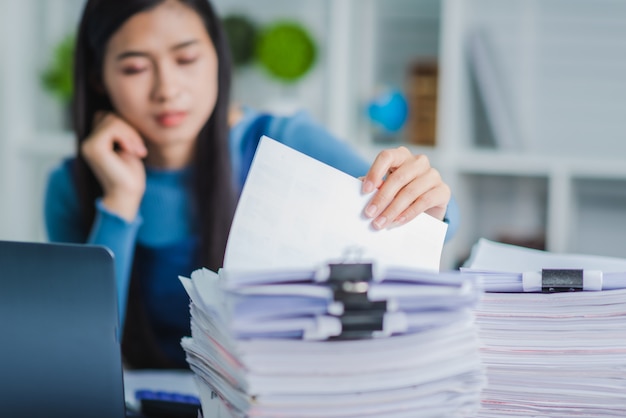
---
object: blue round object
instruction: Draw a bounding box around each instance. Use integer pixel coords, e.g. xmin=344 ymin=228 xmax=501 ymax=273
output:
xmin=367 ymin=89 xmax=409 ymax=133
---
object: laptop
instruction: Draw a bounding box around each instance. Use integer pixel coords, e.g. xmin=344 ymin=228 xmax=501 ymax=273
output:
xmin=0 ymin=240 xmax=128 ymax=418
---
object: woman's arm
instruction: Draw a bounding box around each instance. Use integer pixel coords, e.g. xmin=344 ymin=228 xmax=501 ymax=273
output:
xmin=44 ymin=160 xmax=142 ymax=324
xmin=266 ymin=111 xmax=371 ymax=178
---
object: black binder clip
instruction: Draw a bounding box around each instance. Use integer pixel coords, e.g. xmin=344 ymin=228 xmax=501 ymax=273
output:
xmin=327 ymin=263 xmax=387 ymax=340
xmin=541 ymin=269 xmax=584 ymax=293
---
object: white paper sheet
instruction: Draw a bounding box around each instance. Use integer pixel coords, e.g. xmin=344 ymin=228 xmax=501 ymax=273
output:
xmin=464 ymin=238 xmax=626 ymax=272
xmin=224 ymin=136 xmax=448 ymax=271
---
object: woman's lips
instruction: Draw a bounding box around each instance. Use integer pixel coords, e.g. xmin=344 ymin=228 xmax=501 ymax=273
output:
xmin=156 ymin=111 xmax=187 ymax=127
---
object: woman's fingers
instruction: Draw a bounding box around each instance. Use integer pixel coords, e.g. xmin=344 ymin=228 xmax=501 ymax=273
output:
xmin=362 ymin=147 xmax=450 ymax=229
xmin=92 ymin=112 xmax=147 ymax=157
xmin=362 ymin=147 xmax=413 ymax=194
xmin=387 ymin=178 xmax=451 ymax=226
xmin=80 ymin=112 xmax=148 ymax=214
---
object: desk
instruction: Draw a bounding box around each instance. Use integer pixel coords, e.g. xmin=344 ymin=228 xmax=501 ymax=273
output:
xmin=123 ymin=369 xmax=229 ymax=418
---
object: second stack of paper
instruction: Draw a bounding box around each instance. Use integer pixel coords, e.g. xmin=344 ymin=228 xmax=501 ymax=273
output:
xmin=474 ymin=289 xmax=626 ymax=417
xmin=465 ymin=239 xmax=626 ymax=417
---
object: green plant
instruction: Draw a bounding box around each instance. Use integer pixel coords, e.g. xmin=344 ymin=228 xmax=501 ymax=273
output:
xmin=41 ymin=34 xmax=75 ymax=104
xmin=222 ymin=14 xmax=258 ymax=68
xmin=255 ymin=20 xmax=317 ymax=83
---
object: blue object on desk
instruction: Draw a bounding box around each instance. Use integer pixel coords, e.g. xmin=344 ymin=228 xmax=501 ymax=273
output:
xmin=135 ymin=390 xmax=200 ymax=418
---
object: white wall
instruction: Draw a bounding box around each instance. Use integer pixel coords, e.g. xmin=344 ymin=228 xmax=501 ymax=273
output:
xmin=0 ymin=0 xmax=81 ymax=242
xmin=0 ymin=1 xmax=37 ymax=241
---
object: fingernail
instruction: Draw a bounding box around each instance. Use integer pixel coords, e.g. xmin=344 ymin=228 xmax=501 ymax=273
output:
xmin=362 ymin=180 xmax=375 ymax=194
xmin=373 ymin=216 xmax=387 ymax=230
xmin=365 ymin=204 xmax=377 ymax=218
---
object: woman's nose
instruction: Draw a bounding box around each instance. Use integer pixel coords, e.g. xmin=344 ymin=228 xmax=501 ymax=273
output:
xmin=152 ymin=63 xmax=181 ymax=102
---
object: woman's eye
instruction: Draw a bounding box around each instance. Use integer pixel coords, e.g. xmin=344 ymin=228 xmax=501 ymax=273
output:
xmin=178 ymin=56 xmax=198 ymax=65
xmin=121 ymin=66 xmax=147 ymax=75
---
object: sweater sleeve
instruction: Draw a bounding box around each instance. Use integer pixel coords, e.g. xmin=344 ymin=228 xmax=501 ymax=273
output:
xmin=43 ymin=160 xmax=88 ymax=244
xmin=43 ymin=160 xmax=142 ymax=325
xmin=267 ymin=111 xmax=371 ymax=178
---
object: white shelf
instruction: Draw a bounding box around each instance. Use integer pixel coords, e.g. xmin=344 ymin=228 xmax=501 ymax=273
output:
xmin=332 ymin=0 xmax=626 ymax=267
xmin=452 ymin=151 xmax=626 ymax=179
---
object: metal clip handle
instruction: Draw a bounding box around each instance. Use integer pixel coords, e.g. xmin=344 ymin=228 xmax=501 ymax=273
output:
xmin=542 ymin=269 xmax=583 ymax=292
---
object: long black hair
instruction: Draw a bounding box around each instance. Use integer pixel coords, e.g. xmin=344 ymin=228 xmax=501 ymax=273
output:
xmin=73 ymin=0 xmax=236 ymax=368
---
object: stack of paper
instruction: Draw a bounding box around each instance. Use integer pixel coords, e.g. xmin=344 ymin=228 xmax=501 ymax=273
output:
xmin=179 ymin=136 xmax=486 ymax=417
xmin=180 ymin=265 xmax=486 ymax=418
xmin=463 ymin=239 xmax=626 ymax=417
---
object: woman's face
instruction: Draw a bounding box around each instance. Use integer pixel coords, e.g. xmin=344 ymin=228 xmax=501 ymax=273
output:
xmin=102 ymin=0 xmax=218 ymax=167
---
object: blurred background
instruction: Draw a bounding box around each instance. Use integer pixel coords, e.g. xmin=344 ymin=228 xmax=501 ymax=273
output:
xmin=2 ymin=0 xmax=626 ymax=269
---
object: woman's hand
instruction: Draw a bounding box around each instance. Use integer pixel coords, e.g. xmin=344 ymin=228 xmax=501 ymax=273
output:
xmin=81 ymin=112 xmax=148 ymax=221
xmin=362 ymin=146 xmax=450 ymax=230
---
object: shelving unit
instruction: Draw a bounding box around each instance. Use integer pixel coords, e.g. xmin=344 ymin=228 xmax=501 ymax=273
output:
xmin=436 ymin=0 xmax=626 ymax=268
xmin=312 ymin=0 xmax=626 ymax=268
xmin=3 ymin=0 xmax=626 ymax=271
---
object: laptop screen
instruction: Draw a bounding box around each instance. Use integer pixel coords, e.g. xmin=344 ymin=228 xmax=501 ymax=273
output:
xmin=0 ymin=240 xmax=127 ymax=418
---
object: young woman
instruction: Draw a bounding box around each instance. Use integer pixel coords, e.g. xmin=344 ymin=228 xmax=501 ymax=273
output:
xmin=44 ymin=0 xmax=459 ymax=369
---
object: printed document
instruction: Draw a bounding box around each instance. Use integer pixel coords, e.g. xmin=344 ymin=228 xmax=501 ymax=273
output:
xmin=224 ymin=136 xmax=448 ymax=271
